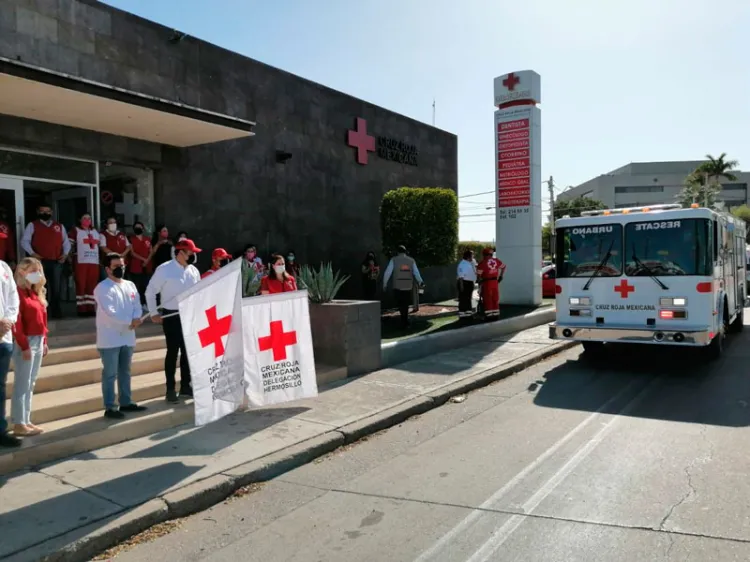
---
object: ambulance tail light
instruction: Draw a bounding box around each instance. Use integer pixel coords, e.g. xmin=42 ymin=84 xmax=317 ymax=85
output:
xmin=569 ymin=297 xmax=591 ymax=306
xmin=555 ymin=284 xmax=562 ymax=294
xmin=696 ymin=282 xmax=713 ymax=293
xmin=659 ymin=309 xmax=687 ymax=319
xmin=570 ymin=309 xmax=592 ymax=317
xmin=659 ymin=297 xmax=687 ymax=306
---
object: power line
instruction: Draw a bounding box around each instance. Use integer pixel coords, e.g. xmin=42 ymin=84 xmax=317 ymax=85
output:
xmin=459 ymin=191 xmax=494 ymax=199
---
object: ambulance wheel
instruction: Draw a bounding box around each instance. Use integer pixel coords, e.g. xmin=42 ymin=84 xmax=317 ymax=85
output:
xmin=706 ymin=307 xmax=728 ymax=360
xmin=729 ymin=307 xmax=744 ymax=333
xmin=581 ymin=341 xmax=605 ymax=356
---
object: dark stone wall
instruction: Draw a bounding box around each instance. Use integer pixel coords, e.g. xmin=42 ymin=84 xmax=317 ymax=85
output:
xmin=0 ymin=0 xmax=459 ymax=299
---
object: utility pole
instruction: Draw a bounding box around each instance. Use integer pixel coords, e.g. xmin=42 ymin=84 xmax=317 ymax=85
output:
xmin=432 ymin=98 xmax=436 ymax=126
xmin=543 ymin=176 xmax=555 ymax=259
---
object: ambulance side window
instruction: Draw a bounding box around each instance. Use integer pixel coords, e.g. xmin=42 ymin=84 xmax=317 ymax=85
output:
xmin=712 ymin=220 xmax=718 ymax=263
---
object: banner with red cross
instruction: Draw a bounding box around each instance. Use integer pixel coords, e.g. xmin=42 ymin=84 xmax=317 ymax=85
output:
xmin=241 ymin=291 xmax=318 ymax=407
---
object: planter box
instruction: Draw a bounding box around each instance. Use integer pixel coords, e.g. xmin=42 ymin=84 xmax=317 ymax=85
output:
xmin=309 ymin=300 xmax=382 ymax=380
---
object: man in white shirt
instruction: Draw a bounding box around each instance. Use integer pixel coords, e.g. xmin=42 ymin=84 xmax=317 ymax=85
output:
xmin=94 ymin=253 xmax=147 ymax=419
xmin=145 ymin=238 xmax=201 ymax=403
xmin=0 ymin=259 xmax=20 ymax=446
xmin=457 ymin=249 xmax=477 ymax=320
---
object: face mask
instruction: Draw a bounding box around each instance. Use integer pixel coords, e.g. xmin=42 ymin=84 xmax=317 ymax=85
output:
xmin=107 ymin=223 xmax=117 ymax=233
xmin=219 ymin=259 xmax=230 ymax=267
xmin=187 ymin=253 xmax=196 ymax=264
xmin=178 ymin=236 xmax=187 ymax=241
xmin=111 ymin=266 xmax=125 ymax=279
xmin=274 ymin=265 xmax=285 ymax=275
xmin=25 ymin=271 xmax=42 ymax=285
xmin=38 ymin=212 xmax=51 ymax=221
xmin=287 ymin=255 xmax=295 ymax=262
xmin=134 ymin=227 xmax=144 ymax=235
xmin=81 ymin=218 xmax=92 ymax=228
xmin=247 ymin=252 xmax=256 ymax=260
xmin=160 ymin=231 xmax=169 ymax=239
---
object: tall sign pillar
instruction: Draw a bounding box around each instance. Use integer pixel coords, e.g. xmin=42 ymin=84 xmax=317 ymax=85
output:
xmin=494 ymin=70 xmax=542 ymax=306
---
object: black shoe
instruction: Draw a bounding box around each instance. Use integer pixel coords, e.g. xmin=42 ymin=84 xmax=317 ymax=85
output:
xmin=104 ymin=409 xmax=125 ymax=420
xmin=120 ymin=403 xmax=147 ymax=413
xmin=166 ymin=390 xmax=179 ymax=404
xmin=0 ymin=432 xmax=22 ymax=448
xmin=179 ymin=388 xmax=193 ymax=398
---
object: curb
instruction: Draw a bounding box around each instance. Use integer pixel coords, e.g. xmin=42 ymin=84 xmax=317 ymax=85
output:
xmin=21 ymin=339 xmax=578 ymax=562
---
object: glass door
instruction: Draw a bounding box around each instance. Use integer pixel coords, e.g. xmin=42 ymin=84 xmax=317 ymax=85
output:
xmin=0 ymin=176 xmax=24 ymax=265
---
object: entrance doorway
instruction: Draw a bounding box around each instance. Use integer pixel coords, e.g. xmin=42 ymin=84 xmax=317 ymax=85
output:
xmin=0 ymin=177 xmax=24 ymax=264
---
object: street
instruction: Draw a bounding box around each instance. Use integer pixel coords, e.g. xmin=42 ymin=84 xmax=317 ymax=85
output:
xmin=109 ymin=331 xmax=750 ymax=562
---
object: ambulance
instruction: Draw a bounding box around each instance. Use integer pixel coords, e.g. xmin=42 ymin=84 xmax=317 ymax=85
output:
xmin=549 ymin=203 xmax=747 ymax=359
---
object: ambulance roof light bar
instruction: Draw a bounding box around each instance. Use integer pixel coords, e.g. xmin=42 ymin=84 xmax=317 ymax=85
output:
xmin=580 ymin=203 xmax=683 ymax=217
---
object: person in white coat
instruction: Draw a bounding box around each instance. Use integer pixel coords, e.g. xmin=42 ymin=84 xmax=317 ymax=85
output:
xmin=456 ymin=249 xmax=477 ymax=320
xmin=0 ymin=259 xmax=20 ymax=446
xmin=94 ymin=253 xmax=147 ymax=419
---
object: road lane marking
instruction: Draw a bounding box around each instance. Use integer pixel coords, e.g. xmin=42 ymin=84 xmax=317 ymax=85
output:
xmin=464 ymin=376 xmax=662 ymax=562
xmin=412 ymin=376 xmax=655 ymax=562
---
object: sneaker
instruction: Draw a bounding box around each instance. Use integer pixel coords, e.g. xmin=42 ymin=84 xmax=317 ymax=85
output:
xmin=179 ymin=388 xmax=193 ymax=398
xmin=166 ymin=390 xmax=179 ymax=404
xmin=104 ymin=409 xmax=125 ymax=420
xmin=120 ymin=403 xmax=147 ymax=413
xmin=0 ymin=432 xmax=22 ymax=448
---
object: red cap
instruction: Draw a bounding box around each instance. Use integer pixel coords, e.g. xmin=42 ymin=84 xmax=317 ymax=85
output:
xmin=174 ymin=239 xmax=202 ymax=253
xmin=0 ymin=232 xmax=7 ymax=240
xmin=212 ymin=248 xmax=230 ymax=260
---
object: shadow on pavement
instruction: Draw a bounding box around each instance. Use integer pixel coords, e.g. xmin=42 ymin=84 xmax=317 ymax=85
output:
xmin=533 ymin=333 xmax=750 ymax=427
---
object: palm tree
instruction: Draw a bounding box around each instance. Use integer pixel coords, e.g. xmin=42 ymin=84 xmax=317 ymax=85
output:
xmin=694 ymin=153 xmax=739 ymax=184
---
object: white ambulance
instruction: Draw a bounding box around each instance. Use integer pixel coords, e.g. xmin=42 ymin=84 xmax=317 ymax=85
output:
xmin=549 ymin=203 xmax=747 ymax=359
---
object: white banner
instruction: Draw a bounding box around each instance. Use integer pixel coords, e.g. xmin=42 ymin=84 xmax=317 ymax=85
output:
xmin=242 ymin=291 xmax=318 ymax=406
xmin=178 ymin=259 xmax=244 ymax=426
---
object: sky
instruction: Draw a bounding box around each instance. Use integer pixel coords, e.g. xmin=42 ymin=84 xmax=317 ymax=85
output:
xmin=104 ymin=0 xmax=750 ymax=242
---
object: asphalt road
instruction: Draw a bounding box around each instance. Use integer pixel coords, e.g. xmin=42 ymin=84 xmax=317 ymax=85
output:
xmin=111 ymin=332 xmax=750 ymax=562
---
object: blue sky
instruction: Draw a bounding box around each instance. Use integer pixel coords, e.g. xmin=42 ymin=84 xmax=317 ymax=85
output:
xmin=104 ymin=0 xmax=750 ymax=242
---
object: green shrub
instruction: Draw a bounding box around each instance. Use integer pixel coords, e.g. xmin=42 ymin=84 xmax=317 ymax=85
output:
xmin=298 ymin=262 xmax=350 ymax=304
xmin=380 ymin=187 xmax=458 ymax=266
xmin=458 ymin=241 xmax=492 ymax=259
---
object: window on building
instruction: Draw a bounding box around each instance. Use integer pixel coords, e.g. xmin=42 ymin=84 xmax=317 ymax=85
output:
xmin=721 ymin=183 xmax=747 ymax=191
xmin=614 ymin=185 xmax=665 ymax=194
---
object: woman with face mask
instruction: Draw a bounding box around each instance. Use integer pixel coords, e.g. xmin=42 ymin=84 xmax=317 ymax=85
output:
xmin=128 ymin=221 xmax=151 ymax=305
xmin=68 ymin=213 xmax=102 ymax=316
xmin=243 ymin=244 xmax=265 ymax=279
xmin=361 ymin=251 xmax=380 ymax=300
xmin=150 ymin=225 xmax=173 ymax=270
xmin=100 ymin=216 xmax=131 ymax=262
xmin=10 ymin=258 xmax=49 ymax=436
xmin=260 ymin=254 xmax=298 ymax=295
xmin=285 ymin=250 xmax=301 ymax=277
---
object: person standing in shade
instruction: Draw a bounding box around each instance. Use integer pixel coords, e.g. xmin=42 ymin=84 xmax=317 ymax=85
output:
xmin=361 ymin=251 xmax=380 ymax=300
xmin=260 ymin=254 xmax=298 ymax=294
xmin=68 ymin=213 xmax=101 ymax=317
xmin=100 ymin=216 xmax=131 ymax=263
xmin=21 ymin=204 xmax=70 ymax=319
xmin=149 ymin=225 xmax=174 ymax=270
xmin=94 ymin=253 xmax=147 ymax=419
xmin=201 ymin=248 xmax=231 ymax=279
xmin=476 ymin=247 xmax=506 ymax=320
xmin=456 ymin=250 xmax=477 ymax=321
xmin=11 ymin=258 xmax=48 ymax=435
xmin=145 ymin=239 xmax=201 ymax=403
xmin=382 ymin=245 xmax=424 ymax=327
xmin=285 ymin=250 xmax=301 ymax=277
xmin=128 ymin=221 xmax=151 ymax=305
xmin=0 ymin=258 xmax=19 ymax=447
xmin=0 ymin=206 xmax=16 ymax=269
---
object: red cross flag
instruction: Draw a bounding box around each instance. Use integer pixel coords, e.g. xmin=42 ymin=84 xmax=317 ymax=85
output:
xmin=177 ymin=259 xmax=244 ymax=426
xmin=242 ymin=291 xmax=318 ymax=406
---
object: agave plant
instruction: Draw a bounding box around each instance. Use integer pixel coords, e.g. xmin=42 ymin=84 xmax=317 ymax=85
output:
xmin=240 ymin=258 xmax=262 ymax=297
xmin=298 ymin=262 xmax=350 ymax=304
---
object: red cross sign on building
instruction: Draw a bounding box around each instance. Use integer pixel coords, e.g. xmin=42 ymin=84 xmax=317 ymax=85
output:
xmin=258 ymin=320 xmax=298 ymax=362
xmin=198 ymin=305 xmax=233 ymax=358
xmin=614 ymin=279 xmax=635 ymax=299
xmin=502 ymin=72 xmax=521 ymax=91
xmin=347 ymin=117 xmax=376 ymax=165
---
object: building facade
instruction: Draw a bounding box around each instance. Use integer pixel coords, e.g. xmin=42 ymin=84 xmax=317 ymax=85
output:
xmin=559 ymin=161 xmax=750 ymax=212
xmin=0 ymin=0 xmax=458 ymax=300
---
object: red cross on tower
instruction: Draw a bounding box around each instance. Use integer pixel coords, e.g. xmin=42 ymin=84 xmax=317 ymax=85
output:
xmin=198 ymin=305 xmax=233 ymax=358
xmin=82 ymin=232 xmax=98 ymax=249
xmin=614 ymin=279 xmax=635 ymax=299
xmin=347 ymin=117 xmax=376 ymax=165
xmin=258 ymin=320 xmax=298 ymax=362
xmin=502 ymin=72 xmax=521 ymax=91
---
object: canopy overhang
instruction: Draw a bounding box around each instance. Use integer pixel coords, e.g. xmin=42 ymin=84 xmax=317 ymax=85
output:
xmin=0 ymin=58 xmax=255 ymax=147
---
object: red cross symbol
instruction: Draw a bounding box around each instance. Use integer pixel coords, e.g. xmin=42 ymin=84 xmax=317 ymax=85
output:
xmin=502 ymin=73 xmax=521 ymax=91
xmin=198 ymin=305 xmax=233 ymax=358
xmin=258 ymin=320 xmax=297 ymax=362
xmin=347 ymin=117 xmax=376 ymax=165
xmin=82 ymin=232 xmax=98 ymax=249
xmin=614 ymin=279 xmax=635 ymax=298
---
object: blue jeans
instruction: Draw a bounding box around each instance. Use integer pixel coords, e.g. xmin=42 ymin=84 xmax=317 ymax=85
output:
xmin=98 ymin=346 xmax=135 ymax=410
xmin=11 ymin=336 xmax=44 ymax=425
xmin=0 ymin=342 xmax=14 ymax=434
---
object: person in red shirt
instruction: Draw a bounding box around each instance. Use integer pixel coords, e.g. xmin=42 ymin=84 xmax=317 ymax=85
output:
xmin=201 ymin=248 xmax=231 ymax=279
xmin=128 ymin=221 xmax=151 ymax=305
xmin=260 ymin=254 xmax=298 ymax=294
xmin=10 ymin=257 xmax=48 ymax=436
xmin=0 ymin=206 xmax=16 ymax=268
xmin=100 ymin=216 xmax=131 ymax=261
xmin=476 ymin=247 xmax=506 ymax=320
xmin=68 ymin=213 xmax=101 ymax=316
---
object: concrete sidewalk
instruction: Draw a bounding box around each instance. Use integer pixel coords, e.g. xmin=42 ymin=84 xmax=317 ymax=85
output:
xmin=0 ymin=325 xmax=576 ymax=562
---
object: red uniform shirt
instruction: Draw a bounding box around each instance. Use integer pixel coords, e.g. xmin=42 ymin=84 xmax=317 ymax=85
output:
xmin=31 ymin=220 xmax=65 ymax=260
xmin=128 ymin=235 xmax=152 ymax=274
xmin=100 ymin=230 xmax=129 ymax=255
xmin=12 ymin=288 xmax=48 ymax=350
xmin=201 ymin=266 xmax=219 ymax=279
xmin=0 ymin=220 xmax=16 ymax=262
xmin=260 ymin=275 xmax=297 ymax=294
xmin=476 ymin=257 xmax=506 ymax=281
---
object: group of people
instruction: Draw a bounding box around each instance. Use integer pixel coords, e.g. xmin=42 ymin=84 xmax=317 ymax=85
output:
xmin=456 ymin=247 xmax=506 ymax=321
xmin=0 ymin=203 xmax=307 ymax=447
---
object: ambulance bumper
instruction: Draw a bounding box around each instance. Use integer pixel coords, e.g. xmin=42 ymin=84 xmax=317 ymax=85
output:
xmin=548 ymin=323 xmax=712 ymax=346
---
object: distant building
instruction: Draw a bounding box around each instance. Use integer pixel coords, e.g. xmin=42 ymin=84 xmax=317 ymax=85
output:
xmin=558 ymin=161 xmax=750 ymax=212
